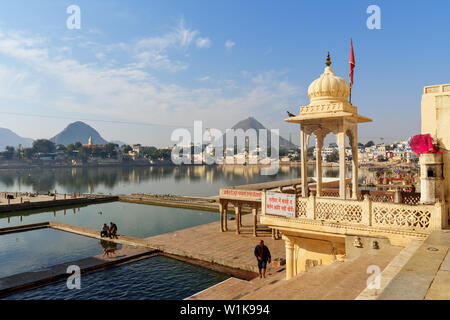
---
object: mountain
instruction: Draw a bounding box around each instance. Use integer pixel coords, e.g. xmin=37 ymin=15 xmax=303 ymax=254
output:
xmin=109 ymin=140 xmax=127 ymax=147
xmin=226 ymin=117 xmax=297 ymax=149
xmin=50 ymin=121 xmax=109 ymax=146
xmin=0 ymin=128 xmax=34 ymax=151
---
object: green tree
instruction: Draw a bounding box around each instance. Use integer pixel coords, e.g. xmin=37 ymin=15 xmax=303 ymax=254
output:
xmin=104 ymin=143 xmax=118 ymax=158
xmin=364 ymin=141 xmax=375 ymax=148
xmin=66 ymin=144 xmax=75 ymax=155
xmin=32 ymin=139 xmax=56 ymax=153
xmin=122 ymin=145 xmax=132 ymax=154
xmin=78 ymin=147 xmax=91 ymax=161
xmin=3 ymin=146 xmax=15 ymax=160
xmin=23 ymin=148 xmax=35 ymax=159
xmin=326 ymin=150 xmax=339 ymax=163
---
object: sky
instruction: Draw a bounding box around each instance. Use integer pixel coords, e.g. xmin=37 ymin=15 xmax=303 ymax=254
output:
xmin=0 ymin=0 xmax=449 ymax=147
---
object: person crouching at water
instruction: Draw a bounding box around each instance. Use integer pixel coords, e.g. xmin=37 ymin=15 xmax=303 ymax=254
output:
xmin=109 ymin=222 xmax=118 ymax=239
xmin=254 ymin=240 xmax=271 ymax=278
xmin=100 ymin=223 xmax=109 ymax=237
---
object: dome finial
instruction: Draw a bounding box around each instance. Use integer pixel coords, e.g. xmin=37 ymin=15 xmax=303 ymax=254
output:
xmin=325 ymin=52 xmax=332 ymax=67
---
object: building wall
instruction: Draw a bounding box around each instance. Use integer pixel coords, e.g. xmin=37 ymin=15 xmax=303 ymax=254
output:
xmin=421 ymin=84 xmax=450 ymax=204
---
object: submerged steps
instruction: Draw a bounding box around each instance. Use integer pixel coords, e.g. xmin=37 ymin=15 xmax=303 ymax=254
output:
xmin=0 ymin=245 xmax=156 ymax=298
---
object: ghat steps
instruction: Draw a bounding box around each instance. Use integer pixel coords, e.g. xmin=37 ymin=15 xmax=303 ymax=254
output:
xmin=188 ymin=245 xmax=402 ymax=300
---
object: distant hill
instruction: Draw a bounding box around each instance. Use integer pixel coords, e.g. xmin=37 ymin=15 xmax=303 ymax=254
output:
xmin=109 ymin=140 xmax=127 ymax=147
xmin=0 ymin=128 xmax=34 ymax=151
xmin=50 ymin=121 xmax=109 ymax=146
xmin=224 ymin=117 xmax=297 ymax=149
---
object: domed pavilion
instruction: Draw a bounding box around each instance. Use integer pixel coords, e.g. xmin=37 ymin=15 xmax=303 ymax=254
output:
xmin=285 ymin=53 xmax=372 ymax=199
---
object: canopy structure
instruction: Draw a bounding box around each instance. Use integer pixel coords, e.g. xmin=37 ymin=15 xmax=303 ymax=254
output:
xmin=286 ymin=53 xmax=372 ymax=199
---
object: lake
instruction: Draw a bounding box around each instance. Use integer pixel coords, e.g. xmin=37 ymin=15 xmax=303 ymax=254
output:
xmin=0 ymin=164 xmax=365 ymax=196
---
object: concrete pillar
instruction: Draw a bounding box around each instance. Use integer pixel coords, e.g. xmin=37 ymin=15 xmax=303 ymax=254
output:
xmin=285 ymin=237 xmax=295 ymax=280
xmin=300 ymin=127 xmax=309 ymax=197
xmin=219 ymin=202 xmax=224 ymax=232
xmin=252 ymin=205 xmax=258 ymax=237
xmin=234 ymin=203 xmax=241 ymax=235
xmin=261 ymin=189 xmax=266 ymax=216
xmin=316 ymin=134 xmax=324 ymax=197
xmin=337 ymin=131 xmax=347 ymax=199
xmin=224 ymin=203 xmax=228 ymax=231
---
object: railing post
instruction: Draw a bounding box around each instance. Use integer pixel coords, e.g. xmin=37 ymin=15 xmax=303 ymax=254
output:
xmin=394 ymin=190 xmax=402 ymax=204
xmin=362 ymin=194 xmax=372 ymax=226
xmin=261 ymin=189 xmax=266 ymax=216
xmin=306 ymin=194 xmax=315 ymax=220
xmin=431 ymin=201 xmax=446 ymax=230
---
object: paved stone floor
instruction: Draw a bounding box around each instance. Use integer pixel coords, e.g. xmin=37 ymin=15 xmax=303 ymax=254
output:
xmin=143 ymin=214 xmax=286 ymax=274
xmin=0 ymin=192 xmax=85 ymax=206
xmin=378 ymin=230 xmax=450 ymax=300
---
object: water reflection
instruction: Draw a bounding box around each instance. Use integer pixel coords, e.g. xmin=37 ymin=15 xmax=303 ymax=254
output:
xmin=0 ymin=165 xmax=370 ymax=197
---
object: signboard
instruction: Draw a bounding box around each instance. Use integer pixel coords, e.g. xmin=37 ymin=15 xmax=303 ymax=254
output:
xmin=219 ymin=188 xmax=262 ymax=202
xmin=265 ymin=191 xmax=296 ymax=217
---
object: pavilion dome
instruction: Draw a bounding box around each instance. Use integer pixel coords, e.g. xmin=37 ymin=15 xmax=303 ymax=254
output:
xmin=307 ymin=53 xmax=350 ymax=103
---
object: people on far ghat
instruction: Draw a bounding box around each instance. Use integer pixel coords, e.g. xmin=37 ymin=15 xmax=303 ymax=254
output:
xmin=254 ymin=240 xmax=271 ymax=279
xmin=109 ymin=222 xmax=118 ymax=239
xmin=100 ymin=223 xmax=109 ymax=237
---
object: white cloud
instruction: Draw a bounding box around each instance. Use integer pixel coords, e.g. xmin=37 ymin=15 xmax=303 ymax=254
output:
xmin=0 ymin=28 xmax=304 ymax=144
xmin=197 ymin=75 xmax=211 ymax=82
xmin=196 ymin=37 xmax=212 ymax=48
xmin=225 ymin=39 xmax=235 ymax=51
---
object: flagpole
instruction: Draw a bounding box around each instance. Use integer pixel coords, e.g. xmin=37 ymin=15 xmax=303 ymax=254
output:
xmin=349 ymin=85 xmax=352 ymax=104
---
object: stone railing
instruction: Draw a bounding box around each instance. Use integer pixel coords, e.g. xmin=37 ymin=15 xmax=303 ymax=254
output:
xmin=309 ymin=188 xmax=421 ymax=205
xmin=292 ymin=195 xmax=445 ymax=232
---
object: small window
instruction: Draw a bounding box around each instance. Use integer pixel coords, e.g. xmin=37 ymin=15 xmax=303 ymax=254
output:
xmin=427 ymin=168 xmax=436 ymax=178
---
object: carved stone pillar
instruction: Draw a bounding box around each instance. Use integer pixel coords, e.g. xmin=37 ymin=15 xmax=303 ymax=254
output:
xmin=337 ymin=131 xmax=347 ymax=199
xmin=300 ymin=126 xmax=309 ymax=197
xmin=350 ymin=127 xmax=359 ymax=200
xmin=316 ymin=133 xmax=324 ymax=197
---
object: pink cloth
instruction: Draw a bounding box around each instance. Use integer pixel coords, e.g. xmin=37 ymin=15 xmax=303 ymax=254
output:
xmin=409 ymin=134 xmax=441 ymax=155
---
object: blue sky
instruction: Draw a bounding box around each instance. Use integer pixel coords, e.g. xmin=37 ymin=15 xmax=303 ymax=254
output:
xmin=0 ymin=0 xmax=449 ymax=147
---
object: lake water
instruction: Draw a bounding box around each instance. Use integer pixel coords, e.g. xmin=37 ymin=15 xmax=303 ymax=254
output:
xmin=5 ymin=255 xmax=230 ymax=300
xmin=0 ymin=165 xmax=360 ymax=196
xmin=0 ymin=228 xmax=119 ymax=278
xmin=0 ymin=165 xmax=371 ymax=300
xmin=0 ymin=202 xmax=219 ymax=237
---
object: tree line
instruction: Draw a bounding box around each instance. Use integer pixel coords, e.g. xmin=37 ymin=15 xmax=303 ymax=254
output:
xmin=0 ymin=139 xmax=172 ymax=161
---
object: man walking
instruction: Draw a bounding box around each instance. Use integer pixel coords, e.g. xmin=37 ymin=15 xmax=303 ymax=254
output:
xmin=254 ymin=240 xmax=271 ymax=278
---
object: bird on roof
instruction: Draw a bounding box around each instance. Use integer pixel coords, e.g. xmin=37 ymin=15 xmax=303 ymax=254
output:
xmin=287 ymin=111 xmax=296 ymax=117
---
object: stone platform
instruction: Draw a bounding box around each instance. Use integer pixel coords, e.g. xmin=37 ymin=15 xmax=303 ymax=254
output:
xmin=143 ymin=213 xmax=286 ymax=274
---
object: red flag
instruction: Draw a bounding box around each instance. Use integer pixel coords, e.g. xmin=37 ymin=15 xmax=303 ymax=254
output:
xmin=349 ymin=38 xmax=355 ymax=86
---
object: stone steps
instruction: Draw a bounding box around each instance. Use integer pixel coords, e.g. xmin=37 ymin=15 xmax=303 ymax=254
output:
xmin=187 ymin=267 xmax=287 ymax=300
xmin=239 ymin=245 xmax=402 ymax=300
